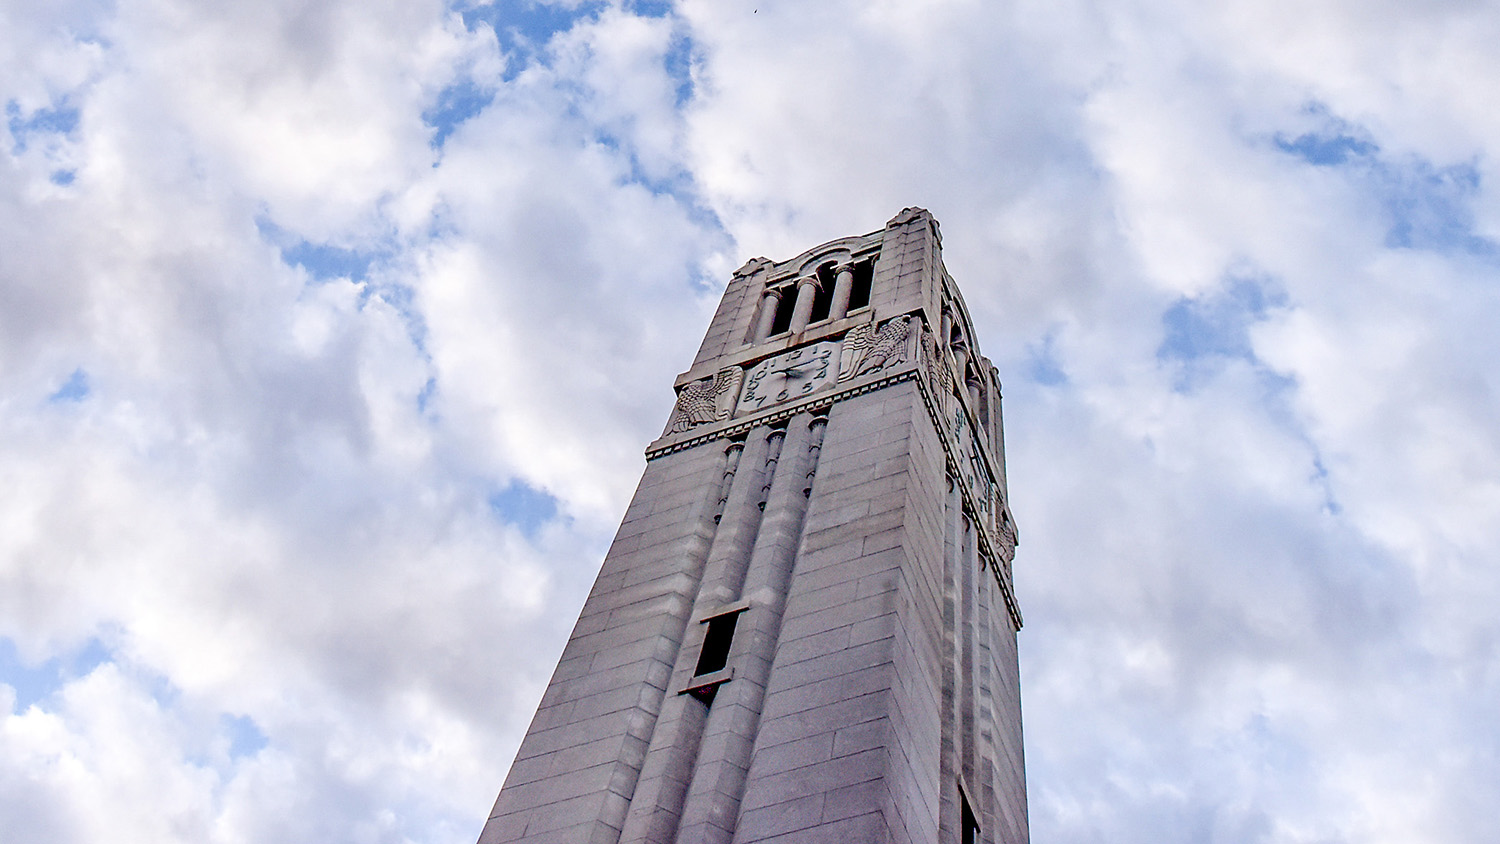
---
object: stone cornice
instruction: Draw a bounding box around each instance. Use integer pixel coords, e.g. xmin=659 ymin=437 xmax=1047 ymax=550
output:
xmin=646 ymin=367 xmax=915 ymax=459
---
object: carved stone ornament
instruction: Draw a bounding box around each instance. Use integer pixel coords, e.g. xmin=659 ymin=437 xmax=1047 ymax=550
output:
xmin=946 ymin=399 xmax=999 ymax=534
xmin=950 ymin=403 xmax=973 ymax=483
xmin=886 ymin=207 xmax=930 ymax=227
xmin=885 ymin=207 xmax=940 ymax=243
xmin=666 ymin=367 xmax=744 ymax=434
xmin=921 ymin=322 xmax=954 ymax=404
xmin=996 ymin=506 xmax=1018 ymax=554
xmin=969 ymin=447 xmax=995 ymax=524
xmin=734 ymin=257 xmax=772 ymax=277
xmin=838 ymin=315 xmax=912 ymax=382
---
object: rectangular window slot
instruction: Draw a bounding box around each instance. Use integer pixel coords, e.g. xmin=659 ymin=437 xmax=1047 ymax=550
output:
xmin=695 ymin=612 xmax=739 ymax=676
xmin=809 ymin=264 xmax=836 ymax=323
xmin=681 ymin=667 xmax=731 ymax=704
xmin=848 ymin=259 xmax=874 ymax=312
xmin=960 ymin=788 xmax=979 ymax=844
xmin=769 ymin=285 xmax=796 ymax=335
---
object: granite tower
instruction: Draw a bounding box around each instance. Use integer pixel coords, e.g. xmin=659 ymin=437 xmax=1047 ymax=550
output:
xmin=477 ymin=208 xmax=1026 ymax=844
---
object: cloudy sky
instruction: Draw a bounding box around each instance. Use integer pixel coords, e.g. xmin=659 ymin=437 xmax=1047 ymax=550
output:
xmin=3 ymin=0 xmax=1498 ymax=841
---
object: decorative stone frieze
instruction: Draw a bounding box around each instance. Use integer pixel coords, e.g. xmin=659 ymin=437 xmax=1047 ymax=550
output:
xmin=664 ymin=366 xmax=743 ymax=434
xmin=837 ymin=313 xmax=912 ymax=381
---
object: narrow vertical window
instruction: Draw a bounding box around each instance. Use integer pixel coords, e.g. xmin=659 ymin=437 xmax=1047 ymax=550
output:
xmin=961 ymin=790 xmax=979 ymax=844
xmin=695 ymin=613 xmax=738 ymax=676
xmin=769 ymin=285 xmax=796 ymax=335
xmin=809 ymin=263 xmax=836 ymax=323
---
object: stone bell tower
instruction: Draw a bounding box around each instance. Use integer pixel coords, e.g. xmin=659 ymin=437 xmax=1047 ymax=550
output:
xmin=476 ymin=208 xmax=1027 ymax=844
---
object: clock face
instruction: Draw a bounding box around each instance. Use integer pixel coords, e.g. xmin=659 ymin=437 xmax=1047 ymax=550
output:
xmin=950 ymin=403 xmax=997 ymax=528
xmin=738 ymin=341 xmax=839 ymax=415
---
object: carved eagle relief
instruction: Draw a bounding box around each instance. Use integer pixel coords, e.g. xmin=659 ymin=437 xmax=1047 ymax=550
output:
xmin=921 ymin=323 xmax=954 ymax=402
xmin=838 ymin=315 xmax=912 ymax=381
xmin=665 ymin=367 xmax=744 ymax=434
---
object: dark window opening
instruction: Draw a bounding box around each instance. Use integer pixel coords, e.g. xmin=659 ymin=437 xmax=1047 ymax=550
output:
xmin=809 ymin=263 xmax=836 ymax=323
xmin=695 ymin=613 xmax=738 ymax=676
xmin=769 ymin=285 xmax=796 ymax=336
xmin=848 ymin=259 xmax=874 ymax=311
xmin=961 ymin=791 xmax=979 ymax=844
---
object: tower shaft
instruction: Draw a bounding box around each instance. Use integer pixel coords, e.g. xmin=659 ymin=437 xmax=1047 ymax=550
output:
xmin=478 ymin=208 xmax=1026 ymax=844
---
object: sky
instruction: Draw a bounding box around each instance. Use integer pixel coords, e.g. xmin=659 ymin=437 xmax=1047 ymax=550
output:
xmin=1 ymin=0 xmax=1497 ymax=842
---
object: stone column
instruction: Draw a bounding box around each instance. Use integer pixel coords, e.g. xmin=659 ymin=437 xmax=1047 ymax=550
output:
xmin=675 ymin=414 xmax=823 ymax=844
xmin=714 ymin=442 xmax=744 ymax=523
xmin=952 ymin=342 xmax=971 ymax=386
xmin=705 ymin=428 xmax=775 ymax=607
xmin=940 ymin=475 xmax=964 ymax=844
xmin=617 ymin=433 xmax=773 ymax=844
xmin=960 ymin=512 xmax=979 ymax=794
xmin=752 ymin=288 xmax=782 ymax=342
xmin=975 ymin=554 xmax=999 ymax=839
xmin=829 ymin=263 xmax=855 ymax=320
xmin=788 ymin=276 xmax=821 ymax=333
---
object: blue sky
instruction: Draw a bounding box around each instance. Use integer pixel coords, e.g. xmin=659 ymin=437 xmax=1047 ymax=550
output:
xmin=2 ymin=1 xmax=1499 ymax=842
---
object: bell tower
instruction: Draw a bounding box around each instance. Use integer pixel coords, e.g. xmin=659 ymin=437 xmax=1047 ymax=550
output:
xmin=477 ymin=208 xmax=1027 ymax=844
